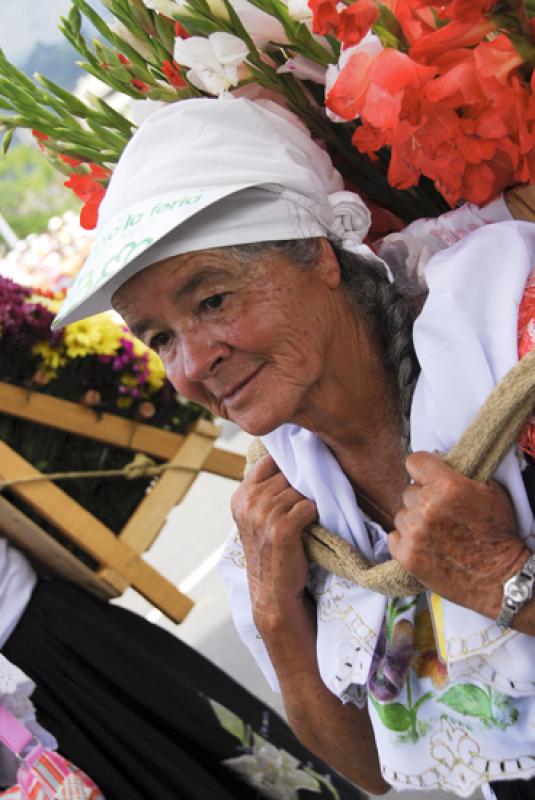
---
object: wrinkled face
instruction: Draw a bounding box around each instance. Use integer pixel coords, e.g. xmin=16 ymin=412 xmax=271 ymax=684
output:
xmin=113 ymin=243 xmax=341 ymax=435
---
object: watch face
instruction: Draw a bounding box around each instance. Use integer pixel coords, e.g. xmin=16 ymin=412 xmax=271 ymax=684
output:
xmin=507 ymin=577 xmax=531 ymax=603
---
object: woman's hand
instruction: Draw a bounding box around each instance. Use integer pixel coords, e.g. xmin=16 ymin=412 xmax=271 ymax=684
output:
xmin=231 ymin=454 xmax=317 ymax=631
xmin=388 ymin=451 xmax=529 ymax=618
xmin=232 ymin=454 xmax=388 ymax=794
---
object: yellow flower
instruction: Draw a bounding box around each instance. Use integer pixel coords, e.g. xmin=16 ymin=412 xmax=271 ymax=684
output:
xmin=32 ymin=341 xmax=66 ymax=372
xmin=146 ymin=349 xmax=165 ymax=392
xmin=120 ymin=373 xmax=139 ymax=387
xmin=117 ymin=396 xmax=134 ymax=408
xmin=63 ymin=314 xmax=121 ymax=358
xmin=119 ymin=327 xmax=166 ymax=391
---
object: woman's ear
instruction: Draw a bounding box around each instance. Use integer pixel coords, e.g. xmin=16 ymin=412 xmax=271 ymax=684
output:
xmin=315 ymin=238 xmax=342 ymax=289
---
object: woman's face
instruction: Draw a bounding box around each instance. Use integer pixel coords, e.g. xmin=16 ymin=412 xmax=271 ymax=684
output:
xmin=113 ymin=242 xmax=342 ymax=435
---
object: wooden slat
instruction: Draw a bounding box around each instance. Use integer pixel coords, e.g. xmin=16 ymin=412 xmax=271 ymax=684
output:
xmin=0 ymin=442 xmax=194 ymax=623
xmin=118 ymin=420 xmax=219 ymax=553
xmin=0 ymin=382 xmax=245 ymax=479
xmin=95 ymin=567 xmax=130 ymax=593
xmin=0 ymin=496 xmax=119 ymax=600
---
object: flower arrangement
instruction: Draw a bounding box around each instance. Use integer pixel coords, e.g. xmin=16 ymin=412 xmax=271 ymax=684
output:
xmin=0 ymin=274 xmax=209 ymax=540
xmin=3 ymin=0 xmax=535 ymax=230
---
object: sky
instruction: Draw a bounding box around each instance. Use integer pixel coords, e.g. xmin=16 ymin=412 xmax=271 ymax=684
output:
xmin=0 ymin=0 xmax=104 ymax=65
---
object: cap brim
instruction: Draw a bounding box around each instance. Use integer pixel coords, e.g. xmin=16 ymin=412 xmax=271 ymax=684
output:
xmin=52 ymin=182 xmax=257 ymax=328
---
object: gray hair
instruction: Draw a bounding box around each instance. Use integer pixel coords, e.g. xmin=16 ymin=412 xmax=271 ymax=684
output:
xmin=227 ymin=239 xmax=421 ymax=450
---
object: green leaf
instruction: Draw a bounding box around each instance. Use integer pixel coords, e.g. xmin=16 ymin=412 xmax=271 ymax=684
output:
xmin=369 ymin=695 xmax=414 ymax=732
xmin=68 ymin=6 xmax=83 ymax=37
xmin=208 ymin=699 xmax=248 ymax=745
xmin=438 ymin=684 xmax=493 ymax=720
xmin=154 ymin=12 xmax=177 ymax=54
xmin=2 ymin=127 xmax=14 ymax=154
xmin=374 ymin=3 xmax=408 ymax=50
xmin=413 ymin=691 xmax=434 ymax=713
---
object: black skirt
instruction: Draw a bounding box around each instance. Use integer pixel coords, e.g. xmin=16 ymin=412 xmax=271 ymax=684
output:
xmin=491 ymin=776 xmax=535 ymax=799
xmin=3 ymin=579 xmax=363 ymax=800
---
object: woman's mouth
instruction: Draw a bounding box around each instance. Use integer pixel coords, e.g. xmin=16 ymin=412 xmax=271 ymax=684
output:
xmin=219 ymin=365 xmax=265 ymax=405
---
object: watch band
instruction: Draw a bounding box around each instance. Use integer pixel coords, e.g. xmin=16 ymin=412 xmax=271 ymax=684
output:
xmin=497 ymin=552 xmax=535 ymax=629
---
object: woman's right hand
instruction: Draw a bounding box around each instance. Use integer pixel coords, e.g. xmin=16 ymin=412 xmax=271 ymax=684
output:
xmin=231 ymin=453 xmax=317 ymax=632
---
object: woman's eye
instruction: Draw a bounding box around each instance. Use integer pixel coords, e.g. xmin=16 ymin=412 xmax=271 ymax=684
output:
xmin=200 ymin=293 xmax=225 ymax=311
xmin=149 ymin=332 xmax=170 ymax=352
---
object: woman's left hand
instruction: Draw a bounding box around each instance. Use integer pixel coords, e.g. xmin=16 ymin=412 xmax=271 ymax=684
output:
xmin=388 ymin=451 xmax=530 ymax=618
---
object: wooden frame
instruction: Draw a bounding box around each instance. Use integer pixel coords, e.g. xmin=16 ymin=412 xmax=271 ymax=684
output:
xmin=0 ymin=381 xmax=246 ymax=623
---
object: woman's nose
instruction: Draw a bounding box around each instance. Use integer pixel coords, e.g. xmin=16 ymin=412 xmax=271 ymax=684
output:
xmin=179 ymin=335 xmax=229 ymax=383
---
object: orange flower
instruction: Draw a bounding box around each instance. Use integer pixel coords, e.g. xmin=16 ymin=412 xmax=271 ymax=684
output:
xmin=385 ymin=0 xmax=437 ymax=45
xmin=64 ymin=164 xmax=110 ymax=230
xmin=328 ymin=47 xmax=436 ymax=127
xmin=162 ymin=59 xmax=187 ymax=88
xmin=410 ymin=19 xmax=495 ymax=64
xmin=337 ymin=0 xmax=379 ymax=48
xmin=32 ymin=129 xmax=49 ymax=152
xmin=174 ymin=21 xmax=190 ymax=38
xmin=412 ymin=610 xmax=449 ymax=689
xmin=59 ymin=154 xmax=83 ymax=168
xmin=308 ymin=0 xmax=339 ymax=35
xmin=131 ymin=78 xmax=151 ymax=93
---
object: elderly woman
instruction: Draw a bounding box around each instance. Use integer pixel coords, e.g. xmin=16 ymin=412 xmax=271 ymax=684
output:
xmin=53 ymin=97 xmax=535 ymax=799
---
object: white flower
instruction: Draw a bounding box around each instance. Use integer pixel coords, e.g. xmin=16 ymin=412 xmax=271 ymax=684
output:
xmin=277 ymin=55 xmax=327 ymax=85
xmin=142 ymin=0 xmax=187 ymax=15
xmin=174 ymin=32 xmax=249 ymax=95
xmin=230 ymin=0 xmax=287 ymax=50
xmin=284 ymin=0 xmax=313 ymax=22
xmin=325 ymin=32 xmax=383 ymax=122
xmin=111 ymin=21 xmax=155 ymax=61
xmin=224 ymin=734 xmax=322 ymax=800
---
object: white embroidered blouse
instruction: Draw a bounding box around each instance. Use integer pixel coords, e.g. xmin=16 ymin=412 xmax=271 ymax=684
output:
xmin=219 ymin=219 xmax=535 ymax=797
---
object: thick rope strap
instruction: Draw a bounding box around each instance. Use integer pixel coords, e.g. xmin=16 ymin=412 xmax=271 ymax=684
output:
xmin=245 ymin=347 xmax=535 ymax=597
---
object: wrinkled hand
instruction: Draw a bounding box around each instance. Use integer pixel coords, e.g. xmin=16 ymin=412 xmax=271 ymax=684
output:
xmin=388 ymin=452 xmax=529 ymax=617
xmin=231 ymin=454 xmax=318 ymax=630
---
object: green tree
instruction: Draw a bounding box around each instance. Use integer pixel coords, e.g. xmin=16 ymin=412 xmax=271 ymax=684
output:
xmin=0 ymin=142 xmax=80 ymax=241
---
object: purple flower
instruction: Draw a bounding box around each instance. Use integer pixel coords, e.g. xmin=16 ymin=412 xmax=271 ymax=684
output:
xmin=368 ymin=619 xmax=414 ymax=702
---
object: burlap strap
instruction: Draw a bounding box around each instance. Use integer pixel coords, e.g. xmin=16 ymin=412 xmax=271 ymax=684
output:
xmin=245 ymin=347 xmax=535 ymax=597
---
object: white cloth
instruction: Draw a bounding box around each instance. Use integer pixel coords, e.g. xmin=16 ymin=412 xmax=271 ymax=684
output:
xmin=0 ymin=540 xmax=36 ymax=650
xmin=219 ymin=220 xmax=535 ymax=796
xmin=0 ymin=654 xmax=56 ymax=787
xmin=377 ymin=195 xmax=511 ymax=293
xmin=54 ymin=97 xmax=390 ymax=328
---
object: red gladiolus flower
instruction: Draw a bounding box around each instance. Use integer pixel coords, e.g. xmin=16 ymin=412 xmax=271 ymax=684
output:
xmin=435 ymin=0 xmax=496 ymax=23
xmin=117 ymin=52 xmax=130 ymax=65
xmin=474 ymin=35 xmax=523 ymax=85
xmin=59 ymin=154 xmax=83 ymax=168
xmin=410 ymin=19 xmax=495 ymax=64
xmin=328 ymin=47 xmax=436 ymax=127
xmin=64 ymin=164 xmax=110 ymax=230
xmin=131 ymin=78 xmax=151 ymax=93
xmin=162 ymin=59 xmax=187 ymax=88
xmin=326 ymin=51 xmax=373 ymax=121
xmin=175 ymin=22 xmax=190 ymax=38
xmin=308 ymin=0 xmax=339 ymax=35
xmin=337 ymin=0 xmax=379 ymax=48
xmin=32 ymin=129 xmax=49 ymax=152
xmin=383 ymin=0 xmax=437 ymax=44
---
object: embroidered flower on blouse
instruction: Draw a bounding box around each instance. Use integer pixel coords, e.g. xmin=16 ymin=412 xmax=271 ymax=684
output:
xmin=412 ymin=609 xmax=449 ymax=689
xmin=223 ymin=734 xmax=322 ymax=799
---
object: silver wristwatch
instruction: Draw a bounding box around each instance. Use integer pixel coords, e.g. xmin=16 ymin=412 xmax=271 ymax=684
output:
xmin=497 ymin=552 xmax=535 ymax=629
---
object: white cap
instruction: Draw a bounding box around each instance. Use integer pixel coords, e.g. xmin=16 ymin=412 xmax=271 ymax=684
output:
xmin=53 ymin=97 xmax=388 ymax=328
